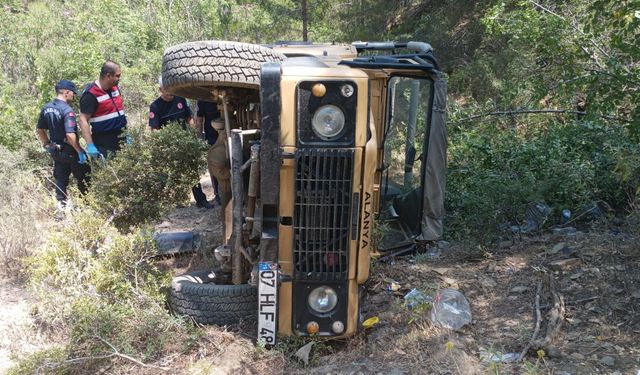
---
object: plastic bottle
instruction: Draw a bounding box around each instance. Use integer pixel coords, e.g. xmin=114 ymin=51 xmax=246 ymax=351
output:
xmin=430 ymin=288 xmax=472 ymax=330
xmin=404 ymin=288 xmax=433 ymax=309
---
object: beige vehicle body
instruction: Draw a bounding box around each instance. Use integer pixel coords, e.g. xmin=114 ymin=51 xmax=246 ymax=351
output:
xmin=162 ymin=41 xmax=447 ymax=342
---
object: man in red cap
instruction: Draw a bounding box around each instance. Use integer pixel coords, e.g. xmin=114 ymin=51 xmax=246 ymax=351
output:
xmin=36 ymin=80 xmax=90 ymax=209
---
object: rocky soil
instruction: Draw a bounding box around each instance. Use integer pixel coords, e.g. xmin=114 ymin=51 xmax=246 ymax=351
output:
xmin=157 ymin=212 xmax=640 ymax=374
xmin=2 ymin=195 xmax=639 ymax=374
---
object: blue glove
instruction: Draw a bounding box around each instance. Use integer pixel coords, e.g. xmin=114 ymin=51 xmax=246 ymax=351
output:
xmin=43 ymin=142 xmax=57 ymax=154
xmin=77 ymin=151 xmax=88 ymax=164
xmin=86 ymin=143 xmax=102 ymax=159
xmin=125 ymin=135 xmax=132 ymax=145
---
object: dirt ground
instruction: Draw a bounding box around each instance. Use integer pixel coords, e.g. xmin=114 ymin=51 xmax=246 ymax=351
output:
xmin=156 ymin=204 xmax=640 ymax=374
xmin=2 ymin=187 xmax=639 ymax=374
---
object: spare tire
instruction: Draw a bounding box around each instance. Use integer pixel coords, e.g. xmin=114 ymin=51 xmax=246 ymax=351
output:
xmin=161 ymin=40 xmax=286 ymax=101
xmin=170 ymin=270 xmax=257 ymax=325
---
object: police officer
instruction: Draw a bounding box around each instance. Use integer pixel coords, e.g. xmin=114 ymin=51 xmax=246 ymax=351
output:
xmin=79 ymin=60 xmax=128 ymax=159
xmin=148 ymin=77 xmax=212 ymax=209
xmin=36 ymin=80 xmax=90 ymax=208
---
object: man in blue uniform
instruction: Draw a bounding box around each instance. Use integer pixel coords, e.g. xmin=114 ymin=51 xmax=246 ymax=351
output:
xmin=195 ymin=100 xmax=221 ymax=206
xmin=36 ymin=80 xmax=90 ymax=207
xmin=149 ymin=78 xmax=212 ymax=209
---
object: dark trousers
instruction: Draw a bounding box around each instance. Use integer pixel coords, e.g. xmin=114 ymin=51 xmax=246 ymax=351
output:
xmin=52 ymin=146 xmax=91 ymax=203
xmin=192 ymin=183 xmax=207 ymax=204
xmin=92 ymin=130 xmax=123 ymax=158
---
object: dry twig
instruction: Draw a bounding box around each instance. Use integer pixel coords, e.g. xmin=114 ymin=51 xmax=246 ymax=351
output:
xmin=537 ymin=274 xmax=565 ymax=357
xmin=453 ymin=109 xmax=631 ymax=124
xmin=94 ymin=335 xmax=171 ymax=371
xmin=519 ymin=280 xmax=543 ymax=361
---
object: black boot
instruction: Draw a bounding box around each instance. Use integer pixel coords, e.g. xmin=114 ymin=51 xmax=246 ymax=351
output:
xmin=196 ymin=200 xmax=213 ymax=209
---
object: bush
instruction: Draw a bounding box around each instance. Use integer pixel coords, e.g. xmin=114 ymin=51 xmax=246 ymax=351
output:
xmin=11 ymin=122 xmax=208 ymax=373
xmin=21 ymin=205 xmax=199 ymax=373
xmin=86 ymin=123 xmax=207 ymax=231
xmin=7 ymin=346 xmax=69 ymax=375
xmin=445 ymin=118 xmax=640 ymax=241
xmin=0 ymin=147 xmax=51 ymax=274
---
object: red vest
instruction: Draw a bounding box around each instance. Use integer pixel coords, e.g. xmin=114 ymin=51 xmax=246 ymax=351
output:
xmin=86 ymin=82 xmax=127 ymax=133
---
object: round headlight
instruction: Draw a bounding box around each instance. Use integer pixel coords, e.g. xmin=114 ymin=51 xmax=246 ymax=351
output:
xmin=308 ymin=286 xmax=338 ymax=314
xmin=311 ymin=105 xmax=345 ymax=140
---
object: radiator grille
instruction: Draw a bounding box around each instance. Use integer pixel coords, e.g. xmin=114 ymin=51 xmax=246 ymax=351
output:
xmin=294 ymin=149 xmax=354 ymax=281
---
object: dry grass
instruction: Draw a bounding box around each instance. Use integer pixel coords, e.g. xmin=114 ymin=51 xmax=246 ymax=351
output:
xmin=0 ymin=148 xmax=53 ymax=276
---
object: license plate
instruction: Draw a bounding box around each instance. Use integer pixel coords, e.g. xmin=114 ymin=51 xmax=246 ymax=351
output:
xmin=257 ymin=262 xmax=278 ymax=346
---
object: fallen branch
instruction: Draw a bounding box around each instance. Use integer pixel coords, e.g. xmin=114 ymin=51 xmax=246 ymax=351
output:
xmin=94 ymin=336 xmax=171 ymax=371
xmin=452 ymin=109 xmax=631 ymax=124
xmin=531 ymin=274 xmax=566 ymax=358
xmin=519 ymin=280 xmax=543 ymax=361
xmin=540 ymin=295 xmax=599 ymax=310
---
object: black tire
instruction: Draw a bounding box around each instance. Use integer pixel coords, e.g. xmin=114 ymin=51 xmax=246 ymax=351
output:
xmin=170 ymin=270 xmax=257 ymax=325
xmin=161 ymin=40 xmax=286 ymax=101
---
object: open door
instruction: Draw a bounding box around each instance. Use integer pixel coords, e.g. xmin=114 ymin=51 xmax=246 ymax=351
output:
xmin=378 ymin=73 xmax=447 ymax=251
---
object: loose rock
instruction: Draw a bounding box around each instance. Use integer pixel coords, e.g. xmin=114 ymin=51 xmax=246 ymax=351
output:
xmin=549 ymin=242 xmax=567 ymax=254
xmin=510 ymin=286 xmax=529 ymax=293
xmin=570 ymin=352 xmax=585 ymax=361
xmin=549 ymin=258 xmax=581 ymax=271
xmin=599 ymin=355 xmax=615 ymax=367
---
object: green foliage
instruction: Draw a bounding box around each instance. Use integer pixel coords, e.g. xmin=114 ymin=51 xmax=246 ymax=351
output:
xmin=6 ymin=346 xmax=69 ymax=375
xmin=476 ymin=0 xmax=639 ymax=130
xmin=0 ymin=0 xmax=363 ymax=152
xmin=0 ymin=147 xmax=49 ymax=273
xmin=21 ymin=205 xmax=196 ymax=372
xmin=86 ymin=123 xmax=207 ymax=231
xmin=439 ymin=0 xmax=640 ymax=240
xmin=446 ymin=118 xmax=640 ymax=240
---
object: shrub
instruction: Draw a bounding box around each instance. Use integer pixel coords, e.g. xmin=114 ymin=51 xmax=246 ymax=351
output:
xmin=11 ymin=121 xmax=208 ymax=373
xmin=85 ymin=123 xmax=207 ymax=231
xmin=445 ymin=118 xmax=640 ymax=241
xmin=6 ymin=346 xmax=69 ymax=375
xmin=21 ymin=205 xmax=198 ymax=373
xmin=0 ymin=147 xmax=51 ymax=274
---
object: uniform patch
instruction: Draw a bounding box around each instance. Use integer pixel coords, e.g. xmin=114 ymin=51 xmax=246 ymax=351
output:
xmin=177 ymin=102 xmax=183 ymax=109
xmin=149 ymin=112 xmax=155 ymax=119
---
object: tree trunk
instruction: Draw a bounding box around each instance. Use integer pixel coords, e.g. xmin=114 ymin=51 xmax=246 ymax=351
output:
xmin=301 ymin=0 xmax=308 ymax=41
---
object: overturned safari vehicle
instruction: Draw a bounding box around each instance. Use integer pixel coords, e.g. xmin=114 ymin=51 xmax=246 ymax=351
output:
xmin=163 ymin=40 xmax=447 ymax=344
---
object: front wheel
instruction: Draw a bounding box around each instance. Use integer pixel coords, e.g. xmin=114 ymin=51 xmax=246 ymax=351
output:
xmin=169 ymin=270 xmax=257 ymax=325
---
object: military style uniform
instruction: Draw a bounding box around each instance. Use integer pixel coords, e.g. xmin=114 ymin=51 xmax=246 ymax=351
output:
xmin=149 ymin=95 xmax=192 ymax=129
xmin=148 ymin=95 xmax=210 ymax=207
xmin=37 ymin=99 xmax=90 ymax=203
xmin=80 ymin=81 xmax=127 ymax=156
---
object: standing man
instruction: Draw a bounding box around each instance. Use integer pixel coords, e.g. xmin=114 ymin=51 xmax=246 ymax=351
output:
xmin=195 ymin=100 xmax=221 ymax=206
xmin=149 ymin=77 xmax=212 ymax=209
xmin=36 ymin=80 xmax=90 ymax=208
xmin=79 ymin=60 xmax=128 ymax=159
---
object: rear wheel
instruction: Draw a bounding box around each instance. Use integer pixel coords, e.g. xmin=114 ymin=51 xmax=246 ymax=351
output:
xmin=161 ymin=40 xmax=286 ymax=101
xmin=170 ymin=270 xmax=257 ymax=325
